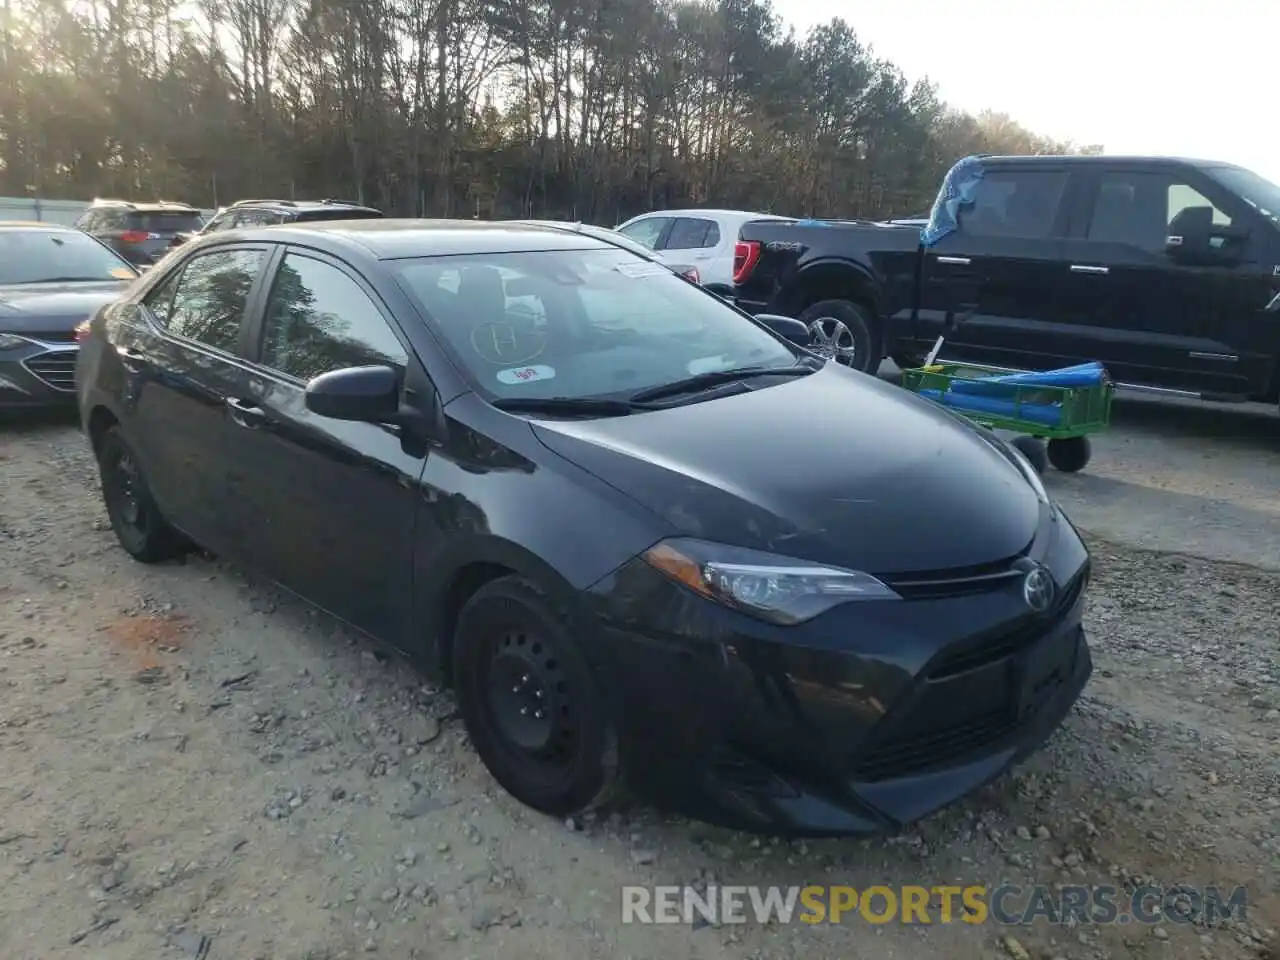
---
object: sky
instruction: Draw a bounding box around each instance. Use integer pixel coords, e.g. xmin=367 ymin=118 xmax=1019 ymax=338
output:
xmin=773 ymin=0 xmax=1279 ymax=186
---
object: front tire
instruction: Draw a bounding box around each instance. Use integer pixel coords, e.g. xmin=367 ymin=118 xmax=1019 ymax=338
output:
xmin=96 ymin=426 xmax=189 ymax=563
xmin=797 ymin=299 xmax=880 ymax=374
xmin=1047 ymin=436 xmax=1092 ymax=473
xmin=453 ymin=575 xmax=622 ymax=816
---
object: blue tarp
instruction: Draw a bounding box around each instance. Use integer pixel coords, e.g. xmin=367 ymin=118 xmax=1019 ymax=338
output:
xmin=916 ymin=389 xmax=1065 ymax=427
xmin=920 ymin=155 xmax=986 ymax=247
xmin=949 ymin=362 xmax=1108 ymax=396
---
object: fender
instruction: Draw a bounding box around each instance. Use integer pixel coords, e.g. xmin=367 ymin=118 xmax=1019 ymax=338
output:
xmin=410 ymin=532 xmax=593 ymax=682
xmin=785 ymin=256 xmax=888 ymax=319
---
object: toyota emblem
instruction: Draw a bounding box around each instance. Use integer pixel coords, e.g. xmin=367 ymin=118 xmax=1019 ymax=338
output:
xmin=1022 ymin=566 xmax=1055 ymax=613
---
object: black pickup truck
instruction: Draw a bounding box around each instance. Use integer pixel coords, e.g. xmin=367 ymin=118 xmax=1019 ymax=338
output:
xmin=733 ymin=155 xmax=1280 ymax=406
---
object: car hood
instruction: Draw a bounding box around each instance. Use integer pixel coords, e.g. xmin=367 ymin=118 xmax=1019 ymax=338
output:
xmin=530 ymin=363 xmax=1043 ymax=574
xmin=0 ymin=281 xmax=129 ymax=332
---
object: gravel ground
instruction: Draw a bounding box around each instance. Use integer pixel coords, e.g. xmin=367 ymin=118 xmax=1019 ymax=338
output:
xmin=0 ymin=413 xmax=1277 ymax=960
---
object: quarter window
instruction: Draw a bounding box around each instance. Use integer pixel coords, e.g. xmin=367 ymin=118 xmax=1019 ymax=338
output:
xmin=1086 ymin=172 xmax=1233 ymax=253
xmin=960 ymin=171 xmax=1067 ymax=239
xmin=259 ymin=253 xmax=407 ymax=382
xmin=163 ymin=249 xmax=265 ymax=352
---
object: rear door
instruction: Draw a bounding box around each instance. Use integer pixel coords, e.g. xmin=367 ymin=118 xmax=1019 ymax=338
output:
xmin=225 ymin=247 xmax=425 ymax=646
xmin=656 ymin=216 xmax=725 ymax=284
xmin=114 ymin=245 xmax=271 ymax=553
xmin=1058 ymin=165 xmax=1271 ymax=394
xmin=915 ymin=164 xmax=1073 ymax=368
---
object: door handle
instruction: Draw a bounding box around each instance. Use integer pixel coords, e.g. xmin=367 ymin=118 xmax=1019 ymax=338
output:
xmin=117 ymin=346 xmax=148 ymax=371
xmin=936 ymin=256 xmax=971 ymax=265
xmin=225 ymin=397 xmax=266 ymax=428
xmin=1070 ymin=264 xmax=1109 ymax=275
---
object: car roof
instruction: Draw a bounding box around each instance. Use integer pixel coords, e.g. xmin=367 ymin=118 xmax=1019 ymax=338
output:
xmin=0 ymin=220 xmax=77 ymax=231
xmin=625 ymin=208 xmax=787 ymax=220
xmin=206 ymin=218 xmax=620 ymax=259
xmin=231 ymin=198 xmax=381 ymax=213
xmin=90 ymin=199 xmax=197 ymax=212
xmin=979 ymin=154 xmax=1231 ymax=169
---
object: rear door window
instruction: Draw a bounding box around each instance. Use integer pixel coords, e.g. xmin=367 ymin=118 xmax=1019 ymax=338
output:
xmin=161 ymin=248 xmax=266 ymax=353
xmin=960 ymin=170 xmax=1068 ymax=239
xmin=664 ymin=218 xmax=720 ymax=250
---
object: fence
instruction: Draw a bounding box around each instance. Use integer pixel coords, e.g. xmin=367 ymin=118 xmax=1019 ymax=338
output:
xmin=0 ymin=197 xmax=216 ymax=226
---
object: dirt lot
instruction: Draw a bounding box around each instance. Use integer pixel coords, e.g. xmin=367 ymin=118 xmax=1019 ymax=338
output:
xmin=1 ymin=400 xmax=1277 ymax=960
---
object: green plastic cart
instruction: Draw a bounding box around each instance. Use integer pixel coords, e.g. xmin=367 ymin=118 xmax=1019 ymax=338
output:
xmin=899 ymin=361 xmax=1115 ymax=474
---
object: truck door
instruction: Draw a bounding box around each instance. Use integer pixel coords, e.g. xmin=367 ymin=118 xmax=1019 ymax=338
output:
xmin=1057 ymin=165 xmax=1274 ymax=396
xmin=915 ymin=164 xmax=1072 ymax=369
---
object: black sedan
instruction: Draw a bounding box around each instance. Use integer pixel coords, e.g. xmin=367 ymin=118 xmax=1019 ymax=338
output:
xmin=0 ymin=222 xmax=138 ymax=409
xmin=76 ymin=219 xmax=1092 ymax=835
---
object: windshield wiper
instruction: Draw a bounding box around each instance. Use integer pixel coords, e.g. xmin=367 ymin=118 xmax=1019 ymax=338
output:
xmin=490 ymin=396 xmax=653 ymax=417
xmin=628 ymin=363 xmax=816 ymax=404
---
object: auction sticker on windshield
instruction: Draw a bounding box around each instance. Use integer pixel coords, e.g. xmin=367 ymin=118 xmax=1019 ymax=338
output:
xmin=614 ymin=261 xmax=670 ymax=279
xmin=497 ymin=365 xmax=556 ymax=385
xmin=687 ymin=355 xmax=737 ymax=375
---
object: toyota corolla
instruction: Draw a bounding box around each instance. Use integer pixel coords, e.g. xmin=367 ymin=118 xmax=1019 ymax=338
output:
xmin=75 ymin=219 xmax=1091 ymax=835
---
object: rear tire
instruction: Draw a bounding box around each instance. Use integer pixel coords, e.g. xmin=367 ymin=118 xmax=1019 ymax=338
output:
xmin=453 ymin=575 xmax=623 ymax=817
xmin=96 ymin=427 xmax=189 ymax=562
xmin=797 ymin=299 xmax=880 ymax=374
xmin=1047 ymin=436 xmax=1092 ymax=473
xmin=1010 ymin=435 xmax=1049 ymax=475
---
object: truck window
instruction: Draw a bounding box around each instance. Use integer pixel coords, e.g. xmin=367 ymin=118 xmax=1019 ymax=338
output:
xmin=960 ymin=170 xmax=1066 ymax=239
xmin=1085 ymin=172 xmax=1232 ymax=254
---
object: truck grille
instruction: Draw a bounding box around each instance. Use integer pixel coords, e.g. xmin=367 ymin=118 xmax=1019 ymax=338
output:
xmin=23 ymin=351 xmax=78 ymax=392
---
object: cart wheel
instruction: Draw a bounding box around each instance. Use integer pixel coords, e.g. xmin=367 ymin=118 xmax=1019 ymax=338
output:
xmin=1047 ymin=436 xmax=1092 ymax=473
xmin=1010 ymin=435 xmax=1049 ymax=475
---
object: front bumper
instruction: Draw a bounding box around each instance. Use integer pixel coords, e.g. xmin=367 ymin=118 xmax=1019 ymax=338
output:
xmin=582 ymin=506 xmax=1092 ymax=836
xmin=0 ymin=338 xmax=78 ymax=409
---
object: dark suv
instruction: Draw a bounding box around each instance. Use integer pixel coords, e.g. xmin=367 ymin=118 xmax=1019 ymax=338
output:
xmin=74 ymin=199 xmax=205 ymax=267
xmin=192 ymin=199 xmax=384 ymax=238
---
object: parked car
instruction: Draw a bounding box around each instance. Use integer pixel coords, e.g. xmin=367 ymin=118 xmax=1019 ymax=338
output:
xmin=0 ymin=222 xmax=137 ymax=409
xmin=734 ymin=156 xmax=1280 ymax=410
xmin=513 ymin=219 xmax=702 ymax=282
xmin=185 ymin=198 xmax=384 ymax=242
xmin=77 ymin=219 xmax=1091 ymax=835
xmin=614 ymin=209 xmax=790 ymax=297
xmin=74 ymin=199 xmax=204 ymax=267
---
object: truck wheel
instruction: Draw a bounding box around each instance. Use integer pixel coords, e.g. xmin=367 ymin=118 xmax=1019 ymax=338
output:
xmin=798 ymin=300 xmax=879 ymax=374
xmin=1010 ymin=435 xmax=1049 ymax=475
xmin=1047 ymin=436 xmax=1091 ymax=473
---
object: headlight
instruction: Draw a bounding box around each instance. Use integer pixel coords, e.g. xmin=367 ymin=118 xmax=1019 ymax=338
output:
xmin=0 ymin=333 xmax=30 ymax=350
xmin=643 ymin=538 xmax=900 ymax=625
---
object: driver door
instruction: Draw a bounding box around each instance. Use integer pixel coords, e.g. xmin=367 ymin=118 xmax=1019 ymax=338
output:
xmin=226 ymin=247 xmax=427 ymax=646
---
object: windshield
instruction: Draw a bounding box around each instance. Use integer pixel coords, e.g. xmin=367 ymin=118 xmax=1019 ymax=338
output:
xmin=393 ymin=248 xmax=797 ymax=400
xmin=129 ymin=211 xmax=204 ymax=232
xmin=0 ymin=229 xmax=138 ymax=285
xmin=1206 ymin=166 xmax=1280 ymax=223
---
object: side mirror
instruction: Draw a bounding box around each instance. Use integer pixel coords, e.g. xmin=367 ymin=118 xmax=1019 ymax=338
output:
xmin=305 ymin=365 xmax=402 ymax=422
xmin=754 ymin=312 xmax=812 ymax=346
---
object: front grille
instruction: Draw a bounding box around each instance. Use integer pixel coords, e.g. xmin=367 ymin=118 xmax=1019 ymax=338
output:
xmin=928 ymin=571 xmax=1086 ymax=678
xmin=23 ymin=351 xmax=78 ymax=392
xmin=27 ymin=331 xmax=79 ymax=344
xmin=852 ymin=709 xmax=1015 ymax=782
xmin=885 ymin=552 xmax=1029 ymax=601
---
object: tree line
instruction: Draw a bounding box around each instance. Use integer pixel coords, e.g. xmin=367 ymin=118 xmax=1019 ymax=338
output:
xmin=0 ymin=0 xmax=1101 ymax=224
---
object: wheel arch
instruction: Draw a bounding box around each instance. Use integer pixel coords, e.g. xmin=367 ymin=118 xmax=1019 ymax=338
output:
xmin=415 ymin=535 xmax=585 ymax=686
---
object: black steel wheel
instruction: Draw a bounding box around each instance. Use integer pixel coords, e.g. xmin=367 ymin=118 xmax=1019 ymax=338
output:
xmin=1047 ymin=436 xmax=1092 ymax=473
xmin=97 ymin=426 xmax=188 ymax=563
xmin=1010 ymin=434 xmax=1049 ymax=475
xmin=453 ymin=575 xmax=622 ymax=816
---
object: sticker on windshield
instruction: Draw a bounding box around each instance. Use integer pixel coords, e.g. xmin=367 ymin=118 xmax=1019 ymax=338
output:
xmin=110 ymin=267 xmax=136 ymax=280
xmin=497 ymin=365 xmax=556 ymax=385
xmin=614 ymin=261 xmax=670 ymax=279
xmin=686 ymin=355 xmax=736 ymax=375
